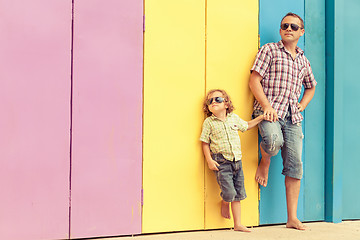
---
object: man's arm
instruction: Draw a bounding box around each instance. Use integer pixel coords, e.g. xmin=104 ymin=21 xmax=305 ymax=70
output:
xmin=297 ymin=86 xmax=316 ymax=112
xmin=202 ymin=142 xmax=219 ymax=171
xmin=249 ymin=71 xmax=278 ymax=122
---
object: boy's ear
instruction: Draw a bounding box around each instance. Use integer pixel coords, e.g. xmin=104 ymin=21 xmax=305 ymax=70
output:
xmin=225 ymin=102 xmax=229 ymax=109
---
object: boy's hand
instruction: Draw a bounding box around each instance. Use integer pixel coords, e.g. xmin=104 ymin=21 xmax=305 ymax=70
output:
xmin=207 ymin=159 xmax=220 ymax=171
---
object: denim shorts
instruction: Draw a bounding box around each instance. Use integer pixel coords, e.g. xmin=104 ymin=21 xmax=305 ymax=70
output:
xmin=252 ymin=109 xmax=304 ymax=179
xmin=211 ymin=153 xmax=247 ymax=202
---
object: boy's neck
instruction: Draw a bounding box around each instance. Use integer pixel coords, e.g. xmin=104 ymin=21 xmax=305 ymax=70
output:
xmin=213 ymin=111 xmax=227 ymax=121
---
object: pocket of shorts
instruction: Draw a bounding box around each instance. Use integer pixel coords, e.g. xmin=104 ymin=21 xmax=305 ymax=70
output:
xmin=252 ymin=109 xmax=264 ymax=119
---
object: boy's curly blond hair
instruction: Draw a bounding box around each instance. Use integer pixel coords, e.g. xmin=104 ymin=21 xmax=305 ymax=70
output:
xmin=203 ymin=89 xmax=235 ymax=117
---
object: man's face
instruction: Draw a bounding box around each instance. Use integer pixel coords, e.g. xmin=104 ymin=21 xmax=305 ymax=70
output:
xmin=279 ymin=16 xmax=305 ymax=43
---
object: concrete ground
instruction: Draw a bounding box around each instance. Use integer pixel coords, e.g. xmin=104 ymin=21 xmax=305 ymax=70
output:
xmin=97 ymin=220 xmax=360 ymax=240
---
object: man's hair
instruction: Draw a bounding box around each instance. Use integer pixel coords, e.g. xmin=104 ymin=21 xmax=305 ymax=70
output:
xmin=281 ymin=12 xmax=304 ymax=29
xmin=203 ymin=89 xmax=235 ymax=117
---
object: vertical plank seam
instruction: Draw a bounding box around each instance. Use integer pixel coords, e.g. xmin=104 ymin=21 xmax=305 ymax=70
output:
xmin=141 ymin=0 xmax=146 ymax=233
xmin=203 ymin=0 xmax=208 ymax=230
xmin=69 ymin=0 xmax=75 ymax=238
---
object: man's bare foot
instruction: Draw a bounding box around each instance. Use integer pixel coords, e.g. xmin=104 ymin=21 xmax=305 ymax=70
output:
xmin=255 ymin=158 xmax=270 ymax=187
xmin=234 ymin=224 xmax=252 ymax=232
xmin=286 ymin=219 xmax=307 ymax=230
xmin=221 ymin=200 xmax=230 ymax=219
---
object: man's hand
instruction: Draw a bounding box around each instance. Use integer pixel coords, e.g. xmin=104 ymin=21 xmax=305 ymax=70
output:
xmin=263 ymin=106 xmax=278 ymax=122
xmin=207 ymin=159 xmax=220 ymax=171
xmin=297 ymin=102 xmax=305 ymax=112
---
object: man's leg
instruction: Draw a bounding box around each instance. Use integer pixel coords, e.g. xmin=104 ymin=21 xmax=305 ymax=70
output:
xmin=282 ymin=118 xmax=305 ymax=230
xmin=255 ymin=120 xmax=283 ymax=187
xmin=285 ymin=176 xmax=306 ymax=230
xmin=255 ymin=146 xmax=271 ymax=187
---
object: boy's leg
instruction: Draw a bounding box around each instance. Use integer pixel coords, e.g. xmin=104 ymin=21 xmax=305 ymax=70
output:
xmin=212 ymin=154 xmax=236 ymax=219
xmin=255 ymin=120 xmax=284 ymax=187
xmin=221 ymin=200 xmax=230 ymax=219
xmin=231 ymin=201 xmax=251 ymax=232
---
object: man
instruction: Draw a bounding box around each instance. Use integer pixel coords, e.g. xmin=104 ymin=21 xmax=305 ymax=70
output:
xmin=249 ymin=12 xmax=317 ymax=230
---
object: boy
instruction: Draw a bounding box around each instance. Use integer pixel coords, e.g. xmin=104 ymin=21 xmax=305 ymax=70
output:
xmin=200 ymin=89 xmax=263 ymax=232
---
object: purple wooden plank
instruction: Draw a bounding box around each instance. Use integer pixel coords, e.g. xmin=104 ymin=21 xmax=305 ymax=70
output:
xmin=0 ymin=1 xmax=71 ymax=239
xmin=71 ymin=0 xmax=143 ymax=238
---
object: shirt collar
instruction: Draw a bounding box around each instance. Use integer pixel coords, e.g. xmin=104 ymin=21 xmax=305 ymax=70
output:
xmin=210 ymin=112 xmax=233 ymax=121
xmin=278 ymin=40 xmax=304 ymax=54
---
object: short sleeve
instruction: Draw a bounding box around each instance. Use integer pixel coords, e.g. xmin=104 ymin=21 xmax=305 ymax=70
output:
xmin=237 ymin=117 xmax=249 ymax=133
xmin=302 ymin=58 xmax=317 ymax=89
xmin=251 ymin=44 xmax=273 ymax=77
xmin=232 ymin=114 xmax=248 ymax=132
xmin=200 ymin=118 xmax=211 ymax=143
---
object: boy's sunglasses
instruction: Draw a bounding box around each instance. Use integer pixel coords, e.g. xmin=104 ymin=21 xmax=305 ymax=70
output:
xmin=280 ymin=23 xmax=302 ymax=31
xmin=207 ymin=97 xmax=225 ymax=105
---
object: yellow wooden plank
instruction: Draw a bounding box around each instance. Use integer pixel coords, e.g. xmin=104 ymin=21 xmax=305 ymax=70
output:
xmin=205 ymin=0 xmax=259 ymax=229
xmin=143 ymin=0 xmax=205 ymax=233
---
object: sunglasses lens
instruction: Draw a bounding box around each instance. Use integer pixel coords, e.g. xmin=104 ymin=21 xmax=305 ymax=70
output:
xmin=291 ymin=24 xmax=299 ymax=31
xmin=281 ymin=23 xmax=289 ymax=30
xmin=207 ymin=97 xmax=225 ymax=105
xmin=281 ymin=23 xmax=301 ymax=31
xmin=215 ymin=97 xmax=224 ymax=103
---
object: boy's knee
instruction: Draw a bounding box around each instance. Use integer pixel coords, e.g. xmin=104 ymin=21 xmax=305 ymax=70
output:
xmin=261 ymin=133 xmax=283 ymax=156
xmin=222 ymin=189 xmax=237 ymax=202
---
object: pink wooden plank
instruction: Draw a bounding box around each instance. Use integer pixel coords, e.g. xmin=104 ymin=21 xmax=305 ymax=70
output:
xmin=0 ymin=1 xmax=71 ymax=239
xmin=71 ymin=0 xmax=143 ymax=238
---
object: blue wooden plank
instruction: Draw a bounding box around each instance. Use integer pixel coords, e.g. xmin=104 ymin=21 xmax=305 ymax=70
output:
xmin=258 ymin=0 xmax=305 ymax=225
xmin=324 ymin=0 xmax=342 ymax=223
xmin=303 ymin=0 xmax=326 ymax=221
xmin=335 ymin=0 xmax=360 ymax=220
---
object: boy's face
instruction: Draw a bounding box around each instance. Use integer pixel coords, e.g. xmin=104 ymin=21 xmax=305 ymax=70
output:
xmin=207 ymin=91 xmax=228 ymax=115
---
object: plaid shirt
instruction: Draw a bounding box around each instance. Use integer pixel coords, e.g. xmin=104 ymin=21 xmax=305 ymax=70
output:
xmin=200 ymin=113 xmax=248 ymax=161
xmin=251 ymin=40 xmax=317 ymax=123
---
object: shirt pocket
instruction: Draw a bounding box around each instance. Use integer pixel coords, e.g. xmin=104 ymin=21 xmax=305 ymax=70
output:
xmin=211 ymin=128 xmax=225 ymax=141
xmin=298 ymin=66 xmax=307 ymax=80
xmin=230 ymin=124 xmax=240 ymax=131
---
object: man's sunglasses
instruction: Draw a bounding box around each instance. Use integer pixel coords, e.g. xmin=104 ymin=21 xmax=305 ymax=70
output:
xmin=280 ymin=23 xmax=302 ymax=31
xmin=207 ymin=97 xmax=225 ymax=105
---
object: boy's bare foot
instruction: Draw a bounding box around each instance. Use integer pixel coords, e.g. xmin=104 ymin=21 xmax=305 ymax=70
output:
xmin=286 ymin=219 xmax=307 ymax=230
xmin=234 ymin=224 xmax=252 ymax=232
xmin=255 ymin=158 xmax=270 ymax=187
xmin=221 ymin=201 xmax=230 ymax=219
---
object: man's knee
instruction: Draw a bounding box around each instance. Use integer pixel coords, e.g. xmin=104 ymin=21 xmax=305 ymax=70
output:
xmin=261 ymin=133 xmax=284 ymax=156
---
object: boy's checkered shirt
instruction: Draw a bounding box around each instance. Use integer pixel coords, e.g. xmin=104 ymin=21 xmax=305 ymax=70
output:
xmin=200 ymin=113 xmax=248 ymax=161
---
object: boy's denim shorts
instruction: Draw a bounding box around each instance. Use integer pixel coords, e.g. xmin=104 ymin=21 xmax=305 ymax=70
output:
xmin=252 ymin=109 xmax=304 ymax=179
xmin=211 ymin=153 xmax=247 ymax=202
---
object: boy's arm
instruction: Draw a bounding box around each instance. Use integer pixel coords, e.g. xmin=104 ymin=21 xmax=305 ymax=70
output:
xmin=202 ymin=142 xmax=219 ymax=171
xmin=247 ymin=114 xmax=264 ymax=130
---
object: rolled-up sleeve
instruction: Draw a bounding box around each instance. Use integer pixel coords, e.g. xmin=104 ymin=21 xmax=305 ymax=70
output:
xmin=303 ymin=59 xmax=317 ymax=88
xmin=251 ymin=44 xmax=272 ymax=77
